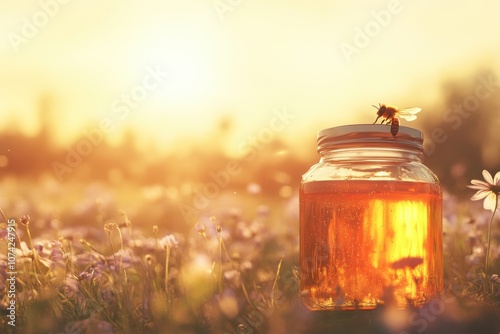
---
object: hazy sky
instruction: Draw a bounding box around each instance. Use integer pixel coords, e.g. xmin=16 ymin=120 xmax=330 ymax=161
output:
xmin=1 ymin=0 xmax=499 ymax=154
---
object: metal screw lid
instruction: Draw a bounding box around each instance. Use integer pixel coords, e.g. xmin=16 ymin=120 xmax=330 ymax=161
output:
xmin=317 ymin=124 xmax=423 ymax=153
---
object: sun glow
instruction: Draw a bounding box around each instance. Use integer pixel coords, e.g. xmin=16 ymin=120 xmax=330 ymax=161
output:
xmin=366 ymin=199 xmax=430 ymax=304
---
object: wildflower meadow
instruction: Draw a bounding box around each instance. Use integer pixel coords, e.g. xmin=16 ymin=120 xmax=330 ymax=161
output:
xmin=1 ymin=164 xmax=500 ymax=333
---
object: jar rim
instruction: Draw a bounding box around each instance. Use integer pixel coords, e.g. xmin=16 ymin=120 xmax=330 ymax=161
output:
xmin=317 ymin=124 xmax=423 ymax=152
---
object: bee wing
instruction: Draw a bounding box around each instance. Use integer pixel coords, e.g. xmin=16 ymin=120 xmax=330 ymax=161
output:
xmin=398 ymin=107 xmax=421 ymax=115
xmin=398 ymin=107 xmax=421 ymax=121
xmin=400 ymin=114 xmax=418 ymax=121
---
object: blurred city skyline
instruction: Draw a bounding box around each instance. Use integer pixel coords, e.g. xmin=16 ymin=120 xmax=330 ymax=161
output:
xmin=1 ymin=0 xmax=500 ymax=157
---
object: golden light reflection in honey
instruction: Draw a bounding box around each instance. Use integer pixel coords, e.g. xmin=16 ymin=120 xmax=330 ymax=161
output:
xmin=300 ymin=180 xmax=443 ymax=310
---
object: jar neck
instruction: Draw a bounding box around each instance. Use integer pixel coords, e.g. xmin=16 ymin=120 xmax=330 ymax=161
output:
xmin=316 ymin=124 xmax=424 ymax=163
xmin=319 ymin=147 xmax=423 ymax=162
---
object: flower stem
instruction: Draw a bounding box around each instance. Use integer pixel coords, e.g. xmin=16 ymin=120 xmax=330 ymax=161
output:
xmin=218 ymin=232 xmax=223 ymax=294
xmin=484 ymin=197 xmax=498 ymax=296
xmin=25 ymin=223 xmax=43 ymax=286
xmin=165 ymin=244 xmax=170 ymax=294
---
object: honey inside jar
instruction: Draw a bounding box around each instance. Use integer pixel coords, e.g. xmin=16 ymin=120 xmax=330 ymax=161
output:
xmin=300 ymin=179 xmax=443 ymax=310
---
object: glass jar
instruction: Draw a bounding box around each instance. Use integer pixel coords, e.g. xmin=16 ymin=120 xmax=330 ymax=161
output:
xmin=299 ymin=124 xmax=443 ymax=310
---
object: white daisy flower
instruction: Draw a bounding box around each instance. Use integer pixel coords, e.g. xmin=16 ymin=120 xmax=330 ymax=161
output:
xmin=467 ymin=170 xmax=500 ymax=212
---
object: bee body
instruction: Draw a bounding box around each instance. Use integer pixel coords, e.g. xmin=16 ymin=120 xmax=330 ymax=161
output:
xmin=372 ymin=103 xmax=421 ymax=137
xmin=390 ymin=117 xmax=399 ymax=137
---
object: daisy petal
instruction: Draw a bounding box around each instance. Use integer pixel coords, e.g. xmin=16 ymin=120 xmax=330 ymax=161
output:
xmin=471 ymin=180 xmax=490 ymax=187
xmin=494 ymin=171 xmax=500 ymax=186
xmin=483 ymin=193 xmax=498 ymax=212
xmin=482 ymin=170 xmax=494 ymax=185
xmin=471 ymin=190 xmax=491 ymax=201
xmin=467 ymin=185 xmax=487 ymax=190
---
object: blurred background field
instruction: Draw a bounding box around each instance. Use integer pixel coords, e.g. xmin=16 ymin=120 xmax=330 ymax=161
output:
xmin=0 ymin=73 xmax=499 ymax=236
xmin=2 ymin=1 xmax=500 ymax=333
